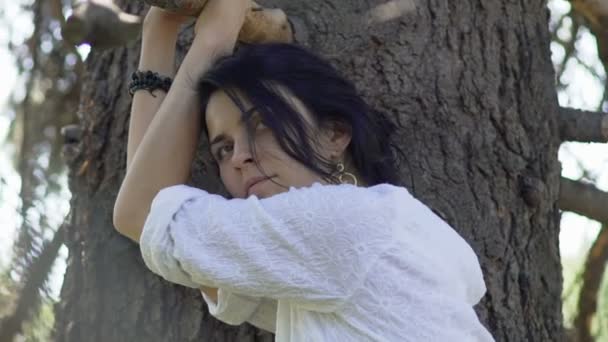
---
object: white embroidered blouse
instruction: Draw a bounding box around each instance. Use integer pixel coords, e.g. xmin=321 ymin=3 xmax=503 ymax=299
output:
xmin=140 ymin=182 xmax=495 ymax=341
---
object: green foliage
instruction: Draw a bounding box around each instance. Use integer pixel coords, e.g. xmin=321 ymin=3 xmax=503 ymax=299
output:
xmin=0 ymin=267 xmax=55 ymax=342
xmin=19 ymin=299 xmax=55 ymax=342
xmin=0 ymin=271 xmax=18 ymax=318
xmin=562 ymin=255 xmax=584 ymax=328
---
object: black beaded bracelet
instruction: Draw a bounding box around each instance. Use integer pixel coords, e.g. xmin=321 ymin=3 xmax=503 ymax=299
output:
xmin=128 ymin=70 xmax=172 ymax=97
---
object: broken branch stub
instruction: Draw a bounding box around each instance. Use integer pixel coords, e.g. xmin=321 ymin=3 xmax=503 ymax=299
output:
xmin=63 ymin=0 xmax=142 ymax=49
xmin=145 ymin=0 xmax=294 ymax=43
xmin=559 ymin=177 xmax=608 ymax=224
xmin=558 ymin=106 xmax=608 ymax=143
xmin=63 ymin=0 xmax=293 ymax=49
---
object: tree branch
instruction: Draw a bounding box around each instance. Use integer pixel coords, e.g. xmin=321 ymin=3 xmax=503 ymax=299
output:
xmin=573 ymin=54 xmax=603 ymax=79
xmin=62 ymin=0 xmax=293 ymax=49
xmin=559 ymin=177 xmax=608 ymax=223
xmin=574 ymin=224 xmax=608 ymax=342
xmin=558 ymin=106 xmax=608 ymax=143
xmin=570 ymin=0 xmax=608 ymax=75
xmin=598 ymin=80 xmax=608 ymax=112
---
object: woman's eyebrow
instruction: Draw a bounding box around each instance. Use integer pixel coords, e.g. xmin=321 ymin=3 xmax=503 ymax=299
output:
xmin=209 ymin=107 xmax=259 ymax=148
xmin=209 ymin=133 xmax=228 ymax=148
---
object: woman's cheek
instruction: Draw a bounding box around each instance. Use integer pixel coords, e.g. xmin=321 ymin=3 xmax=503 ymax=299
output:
xmin=220 ymin=170 xmax=241 ymax=198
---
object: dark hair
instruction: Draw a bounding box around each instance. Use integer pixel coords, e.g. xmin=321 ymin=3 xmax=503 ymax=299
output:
xmin=198 ymin=43 xmax=403 ymax=186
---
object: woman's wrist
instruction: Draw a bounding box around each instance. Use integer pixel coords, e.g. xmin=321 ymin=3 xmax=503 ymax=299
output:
xmin=138 ymin=28 xmax=180 ymax=75
xmin=174 ymin=36 xmax=236 ymax=89
xmin=141 ymin=18 xmax=181 ymax=49
xmin=142 ymin=20 xmax=182 ymax=39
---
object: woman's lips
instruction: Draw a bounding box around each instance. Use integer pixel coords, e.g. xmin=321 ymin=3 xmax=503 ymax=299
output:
xmin=247 ymin=177 xmax=273 ymax=196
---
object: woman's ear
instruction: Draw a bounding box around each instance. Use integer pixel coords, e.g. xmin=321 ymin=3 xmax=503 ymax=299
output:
xmin=322 ymin=120 xmax=352 ymax=160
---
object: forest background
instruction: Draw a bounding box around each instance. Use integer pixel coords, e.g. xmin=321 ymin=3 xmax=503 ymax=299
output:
xmin=0 ymin=0 xmax=607 ymax=340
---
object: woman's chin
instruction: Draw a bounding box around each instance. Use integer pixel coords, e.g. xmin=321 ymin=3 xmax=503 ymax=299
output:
xmin=249 ymin=186 xmax=285 ymax=199
xmin=248 ymin=189 xmax=272 ymax=199
xmin=247 ymin=179 xmax=277 ymax=198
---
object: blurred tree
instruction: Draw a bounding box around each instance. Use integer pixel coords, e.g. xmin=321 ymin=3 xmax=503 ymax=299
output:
xmin=0 ymin=0 xmax=82 ymax=340
xmin=550 ymin=1 xmax=608 ymax=341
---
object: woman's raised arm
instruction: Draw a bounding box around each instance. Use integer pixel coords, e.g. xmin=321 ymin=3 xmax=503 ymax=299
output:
xmin=126 ymin=8 xmax=188 ymax=172
xmin=113 ymin=0 xmax=250 ymax=243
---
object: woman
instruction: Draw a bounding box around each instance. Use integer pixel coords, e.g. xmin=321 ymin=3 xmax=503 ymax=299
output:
xmin=113 ymin=0 xmax=495 ymax=340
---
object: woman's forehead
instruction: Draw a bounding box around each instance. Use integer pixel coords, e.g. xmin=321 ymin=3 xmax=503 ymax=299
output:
xmin=205 ymin=87 xmax=317 ymax=136
xmin=205 ymin=90 xmax=244 ymax=139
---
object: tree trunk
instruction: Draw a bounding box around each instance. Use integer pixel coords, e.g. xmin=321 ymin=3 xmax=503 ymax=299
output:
xmin=54 ymin=0 xmax=565 ymax=341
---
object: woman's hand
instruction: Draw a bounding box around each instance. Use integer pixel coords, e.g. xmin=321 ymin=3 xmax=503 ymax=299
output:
xmin=192 ymin=0 xmax=250 ymax=52
xmin=137 ymin=6 xmax=191 ymax=78
xmin=174 ymin=0 xmax=250 ymax=87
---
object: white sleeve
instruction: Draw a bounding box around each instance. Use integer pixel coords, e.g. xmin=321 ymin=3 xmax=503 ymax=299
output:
xmin=139 ymin=183 xmax=399 ymax=312
xmin=247 ymin=297 xmax=277 ymax=332
xmin=199 ymin=289 xmax=276 ymax=332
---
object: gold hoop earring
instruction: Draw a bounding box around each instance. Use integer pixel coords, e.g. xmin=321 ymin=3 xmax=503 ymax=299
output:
xmin=336 ymin=162 xmax=358 ymax=186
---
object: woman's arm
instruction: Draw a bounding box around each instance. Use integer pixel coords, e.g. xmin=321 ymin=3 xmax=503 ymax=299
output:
xmin=113 ymin=0 xmax=249 ymax=242
xmin=123 ymin=7 xmax=222 ymax=302
xmin=126 ymin=8 xmax=187 ymax=171
xmin=140 ymin=183 xmax=401 ymax=313
xmin=200 ymin=289 xmax=277 ymax=332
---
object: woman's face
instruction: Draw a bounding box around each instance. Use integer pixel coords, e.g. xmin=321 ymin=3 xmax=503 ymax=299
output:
xmin=205 ymin=88 xmax=351 ymax=199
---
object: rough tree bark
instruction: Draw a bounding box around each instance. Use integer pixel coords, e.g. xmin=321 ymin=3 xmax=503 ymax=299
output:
xmin=54 ymin=0 xmax=565 ymax=341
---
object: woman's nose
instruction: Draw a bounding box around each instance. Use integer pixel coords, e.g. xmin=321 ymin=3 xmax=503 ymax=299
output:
xmin=230 ymin=140 xmax=254 ymax=168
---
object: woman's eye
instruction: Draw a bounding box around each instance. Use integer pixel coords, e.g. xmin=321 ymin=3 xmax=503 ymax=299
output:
xmin=216 ymin=145 xmax=233 ymax=161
